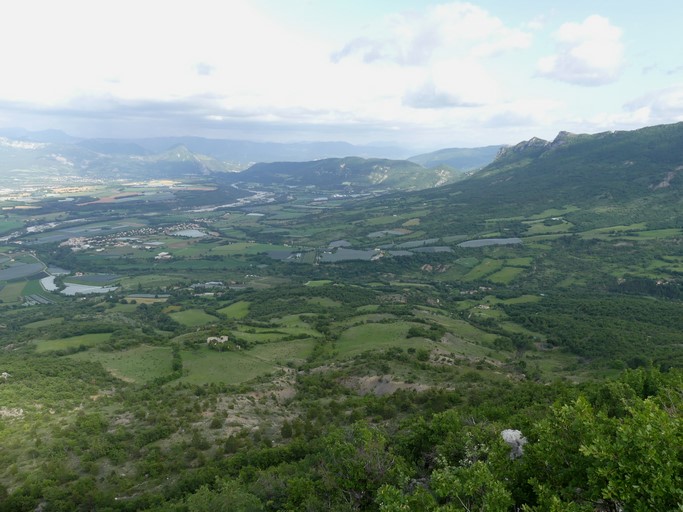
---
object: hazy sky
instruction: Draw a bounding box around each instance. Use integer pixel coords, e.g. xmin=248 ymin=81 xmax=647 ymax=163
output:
xmin=1 ymin=0 xmax=682 ymax=149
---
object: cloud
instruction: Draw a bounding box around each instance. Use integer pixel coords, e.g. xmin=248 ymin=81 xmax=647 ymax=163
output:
xmin=332 ymin=2 xmax=531 ymax=66
xmin=402 ymin=59 xmax=501 ymax=109
xmin=624 ymin=85 xmax=683 ymax=121
xmin=403 ymin=82 xmax=479 ymax=109
xmin=537 ymin=15 xmax=623 ymax=86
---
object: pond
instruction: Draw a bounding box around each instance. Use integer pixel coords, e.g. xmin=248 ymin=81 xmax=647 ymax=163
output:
xmin=40 ymin=276 xmax=118 ymax=295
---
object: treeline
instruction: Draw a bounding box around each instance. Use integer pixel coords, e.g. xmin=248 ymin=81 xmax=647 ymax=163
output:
xmin=503 ymin=294 xmax=683 ymax=367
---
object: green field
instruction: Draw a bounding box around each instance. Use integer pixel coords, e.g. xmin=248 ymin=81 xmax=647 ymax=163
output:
xmin=118 ymin=274 xmax=186 ymax=290
xmin=181 ymin=340 xmax=314 ymax=385
xmin=506 ymin=257 xmax=533 ymax=267
xmin=170 ymin=309 xmax=219 ymax=327
xmin=462 ymin=258 xmax=505 ymax=281
xmin=35 ymin=332 xmax=112 ymax=353
xmin=209 ymin=242 xmax=292 ymax=256
xmin=218 ymin=300 xmax=250 ymax=319
xmin=70 ymin=345 xmax=173 ymax=383
xmin=0 ymin=282 xmax=25 ymax=303
xmin=335 ymin=322 xmax=434 ymax=357
xmin=304 ymin=280 xmax=332 ymax=287
xmin=23 ymin=317 xmax=64 ymax=329
xmin=524 ymin=220 xmax=574 ymax=235
xmin=21 ymin=279 xmax=47 ymax=296
xmin=487 ymin=266 xmax=525 ymax=284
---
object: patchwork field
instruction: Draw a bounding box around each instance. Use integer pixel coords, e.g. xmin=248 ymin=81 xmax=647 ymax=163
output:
xmin=35 ymin=332 xmax=112 ymax=353
xmin=170 ymin=309 xmax=220 ymax=327
xmin=69 ymin=345 xmax=173 ymax=383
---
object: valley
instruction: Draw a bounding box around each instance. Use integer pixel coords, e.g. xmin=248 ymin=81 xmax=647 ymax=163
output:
xmin=0 ymin=124 xmax=680 ymax=511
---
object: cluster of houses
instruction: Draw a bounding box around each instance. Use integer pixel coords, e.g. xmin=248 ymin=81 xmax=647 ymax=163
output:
xmin=59 ymin=223 xmax=209 ymax=253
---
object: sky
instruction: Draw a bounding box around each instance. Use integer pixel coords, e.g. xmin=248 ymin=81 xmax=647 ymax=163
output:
xmin=1 ymin=0 xmax=682 ymax=150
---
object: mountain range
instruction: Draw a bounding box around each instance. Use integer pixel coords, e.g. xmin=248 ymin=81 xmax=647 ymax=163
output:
xmin=0 ymin=129 xmax=501 ymax=191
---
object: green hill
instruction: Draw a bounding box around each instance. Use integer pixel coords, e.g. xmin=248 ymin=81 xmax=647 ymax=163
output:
xmin=237 ymin=156 xmax=459 ymax=191
xmin=387 ymin=122 xmax=683 ymax=235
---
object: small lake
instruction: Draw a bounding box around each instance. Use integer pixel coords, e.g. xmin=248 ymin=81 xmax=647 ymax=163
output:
xmin=40 ymin=276 xmax=118 ymax=295
xmin=458 ymin=237 xmax=523 ymax=248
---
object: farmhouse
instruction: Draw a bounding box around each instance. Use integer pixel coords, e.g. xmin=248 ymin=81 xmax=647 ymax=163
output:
xmin=207 ymin=335 xmax=229 ymax=346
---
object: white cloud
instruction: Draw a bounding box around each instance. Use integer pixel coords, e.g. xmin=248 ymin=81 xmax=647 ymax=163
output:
xmin=624 ymin=85 xmax=683 ymax=122
xmin=403 ymin=59 xmax=501 ymax=109
xmin=537 ymin=15 xmax=624 ymax=86
xmin=332 ymin=2 xmax=531 ymax=65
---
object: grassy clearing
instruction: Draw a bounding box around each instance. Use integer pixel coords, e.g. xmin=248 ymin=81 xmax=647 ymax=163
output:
xmin=22 ymin=279 xmax=46 ymax=296
xmin=170 ymin=309 xmax=219 ymax=327
xmin=70 ymin=345 xmax=172 ymax=383
xmin=233 ymin=330 xmax=287 ymax=343
xmin=179 ymin=342 xmax=312 ymax=385
xmin=579 ymin=223 xmax=647 ymax=239
xmin=209 ymin=242 xmax=291 ymax=256
xmin=335 ymin=322 xmax=433 ymax=358
xmin=463 ymin=258 xmax=504 ymax=281
xmin=182 ymin=352 xmax=257 ymax=386
xmin=218 ymin=300 xmax=250 ymax=319
xmin=0 ymin=282 xmax=26 ymax=303
xmin=527 ymin=206 xmax=580 ymax=219
xmin=0 ymin=220 xmax=24 ymax=235
xmin=487 ymin=267 xmax=525 ymax=284
xmin=506 ymin=257 xmax=533 ymax=267
xmin=524 ymin=220 xmax=574 ymax=235
xmin=118 ymin=274 xmax=186 ymax=290
xmin=35 ymin=333 xmax=112 ymax=353
xmin=499 ymin=321 xmax=546 ymax=338
xmin=23 ymin=317 xmax=64 ymax=329
xmin=430 ymin=316 xmax=499 ymax=346
xmin=250 ymin=339 xmax=314 ymax=365
xmin=304 ymin=280 xmax=332 ymax=287
xmin=631 ymin=228 xmax=682 ymax=239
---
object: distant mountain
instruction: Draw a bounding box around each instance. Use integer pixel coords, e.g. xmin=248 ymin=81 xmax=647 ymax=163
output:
xmin=0 ymin=128 xmax=419 ymax=164
xmin=235 ymin=156 xmax=458 ymax=191
xmin=0 ymin=128 xmax=78 ymax=144
xmin=408 ymin=145 xmax=502 ymax=170
xmin=0 ymin=137 xmax=234 ymax=182
xmin=100 ymin=137 xmax=414 ymax=163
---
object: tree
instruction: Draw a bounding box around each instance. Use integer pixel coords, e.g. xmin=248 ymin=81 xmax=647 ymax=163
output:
xmin=185 ymin=479 xmax=263 ymax=512
xmin=319 ymin=422 xmax=409 ymax=510
xmin=431 ymin=460 xmax=513 ymax=512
